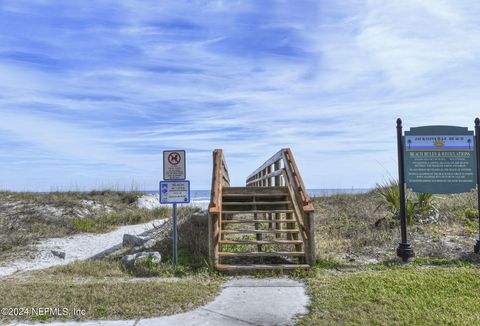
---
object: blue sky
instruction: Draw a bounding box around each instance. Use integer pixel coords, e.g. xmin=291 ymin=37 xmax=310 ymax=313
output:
xmin=0 ymin=0 xmax=479 ymax=191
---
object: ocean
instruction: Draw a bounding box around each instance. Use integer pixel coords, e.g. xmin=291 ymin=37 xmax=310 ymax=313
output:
xmin=143 ymin=188 xmax=370 ymax=210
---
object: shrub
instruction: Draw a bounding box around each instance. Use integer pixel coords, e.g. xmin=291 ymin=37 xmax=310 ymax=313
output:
xmin=376 ymin=179 xmax=434 ymax=225
xmin=464 ymin=208 xmax=478 ymax=235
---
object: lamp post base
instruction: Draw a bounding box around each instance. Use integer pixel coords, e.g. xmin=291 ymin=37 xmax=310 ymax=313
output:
xmin=474 ymin=240 xmax=480 ymax=254
xmin=397 ymin=243 xmax=415 ymax=262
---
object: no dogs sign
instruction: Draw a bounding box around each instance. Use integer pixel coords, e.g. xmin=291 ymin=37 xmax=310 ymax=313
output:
xmin=163 ymin=150 xmax=186 ymax=180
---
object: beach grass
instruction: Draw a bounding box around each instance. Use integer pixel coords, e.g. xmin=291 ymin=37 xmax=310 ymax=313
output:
xmin=0 ymin=191 xmax=170 ymax=259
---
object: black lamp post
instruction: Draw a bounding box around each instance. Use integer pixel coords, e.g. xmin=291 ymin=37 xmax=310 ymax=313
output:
xmin=396 ymin=118 xmax=415 ymax=262
xmin=474 ymin=118 xmax=480 ymax=253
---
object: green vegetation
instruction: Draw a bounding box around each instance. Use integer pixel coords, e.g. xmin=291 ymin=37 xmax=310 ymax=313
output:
xmin=70 ymin=207 xmax=169 ymax=233
xmin=376 ymin=179 xmax=434 ymax=225
xmin=0 ymin=191 xmax=170 ymax=258
xmin=2 ymin=188 xmax=480 ymax=324
xmin=0 ymin=276 xmax=219 ymax=323
xmin=0 ymin=259 xmax=222 ymax=323
xmin=299 ymin=267 xmax=480 ymax=325
xmin=313 ymin=186 xmax=477 ymax=265
xmin=463 ymin=207 xmax=478 ymax=235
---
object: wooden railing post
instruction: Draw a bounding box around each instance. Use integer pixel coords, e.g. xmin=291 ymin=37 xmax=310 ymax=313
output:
xmin=305 ymin=211 xmax=316 ymax=264
xmin=209 ymin=149 xmax=231 ymax=268
xmin=274 ymin=160 xmax=281 ymax=186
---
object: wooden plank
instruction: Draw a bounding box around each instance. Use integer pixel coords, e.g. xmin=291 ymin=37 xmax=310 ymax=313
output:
xmin=222 ymin=201 xmax=291 ymax=205
xmin=219 ymin=239 xmax=303 ymax=245
xmin=221 ymin=219 xmax=296 ymax=224
xmin=305 ymin=211 xmax=316 ymax=265
xmin=216 ymin=264 xmax=310 ymax=271
xmin=223 ymin=187 xmax=288 ymax=195
xmin=246 ymin=169 xmax=283 ymax=186
xmin=222 ymin=193 xmax=288 ymax=198
xmin=221 ymin=229 xmax=300 ymax=234
xmin=274 ymin=161 xmax=281 ymax=186
xmin=218 ymin=252 xmax=305 ymax=257
xmin=246 ymin=149 xmax=284 ymax=180
xmin=222 ymin=210 xmax=293 ymax=214
xmin=284 ymin=148 xmax=313 ymax=208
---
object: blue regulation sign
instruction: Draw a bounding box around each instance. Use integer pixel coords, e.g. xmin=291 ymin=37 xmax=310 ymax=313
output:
xmin=159 ymin=180 xmax=190 ymax=204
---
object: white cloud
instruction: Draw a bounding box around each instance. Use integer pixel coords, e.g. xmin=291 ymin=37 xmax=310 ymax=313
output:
xmin=0 ymin=0 xmax=480 ymax=191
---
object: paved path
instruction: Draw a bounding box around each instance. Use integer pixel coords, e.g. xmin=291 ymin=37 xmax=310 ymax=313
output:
xmin=9 ymin=278 xmax=310 ymax=326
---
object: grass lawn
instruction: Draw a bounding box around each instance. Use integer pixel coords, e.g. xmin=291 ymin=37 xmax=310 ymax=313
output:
xmin=0 ymin=260 xmax=222 ymax=323
xmin=299 ymin=266 xmax=480 ymax=325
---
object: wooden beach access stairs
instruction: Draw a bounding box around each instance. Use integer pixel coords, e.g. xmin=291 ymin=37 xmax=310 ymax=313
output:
xmin=208 ymin=148 xmax=315 ymax=272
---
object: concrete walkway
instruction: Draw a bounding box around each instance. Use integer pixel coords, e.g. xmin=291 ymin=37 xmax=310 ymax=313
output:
xmin=9 ymin=278 xmax=310 ymax=326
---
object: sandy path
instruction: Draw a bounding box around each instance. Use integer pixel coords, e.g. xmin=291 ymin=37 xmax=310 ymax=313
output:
xmin=0 ymin=219 xmax=167 ymax=278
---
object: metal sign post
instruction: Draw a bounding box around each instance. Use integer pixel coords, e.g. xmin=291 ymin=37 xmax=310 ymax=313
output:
xmin=160 ymin=180 xmax=190 ymax=267
xmin=474 ymin=118 xmax=480 ymax=253
xmin=161 ymin=150 xmax=188 ymax=267
xmin=396 ymin=119 xmax=414 ymax=262
xmin=173 ymin=203 xmax=178 ymax=266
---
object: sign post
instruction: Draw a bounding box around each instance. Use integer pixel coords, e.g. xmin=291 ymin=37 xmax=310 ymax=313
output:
xmin=397 ymin=119 xmax=478 ymax=261
xmin=396 ymin=119 xmax=414 ymax=261
xmin=474 ymin=118 xmax=480 ymax=253
xmin=161 ymin=150 xmax=189 ymax=267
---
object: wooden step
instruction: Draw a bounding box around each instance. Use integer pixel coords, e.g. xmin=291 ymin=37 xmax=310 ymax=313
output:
xmin=218 ymin=252 xmax=305 ymax=257
xmin=222 ymin=201 xmax=291 ymax=205
xmin=223 ymin=187 xmax=288 ymax=195
xmin=216 ymin=264 xmax=310 ymax=271
xmin=222 ymin=193 xmax=288 ymax=198
xmin=222 ymin=219 xmax=296 ymax=224
xmin=221 ymin=229 xmax=300 ymax=234
xmin=220 ymin=239 xmax=303 ymax=245
xmin=222 ymin=210 xmax=293 ymax=214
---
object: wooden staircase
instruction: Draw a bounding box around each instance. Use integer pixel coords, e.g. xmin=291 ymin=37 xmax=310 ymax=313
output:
xmin=209 ymin=149 xmax=315 ymax=272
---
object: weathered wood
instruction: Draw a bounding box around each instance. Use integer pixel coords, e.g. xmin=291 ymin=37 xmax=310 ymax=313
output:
xmin=208 ymin=213 xmax=219 ymax=266
xmin=220 ymin=239 xmax=303 ymax=245
xmin=222 ymin=210 xmax=293 ymax=214
xmin=243 ymin=148 xmax=316 ymax=267
xmin=274 ymin=160 xmax=281 ymax=186
xmin=223 ymin=186 xmax=288 ymax=195
xmin=286 ymin=212 xmax=293 ymax=241
xmin=218 ymin=252 xmax=305 ymax=257
xmin=208 ymin=149 xmax=231 ymax=267
xmin=216 ymin=264 xmax=310 ymax=271
xmin=211 ymin=148 xmax=315 ymax=271
xmin=221 ymin=229 xmax=300 ymax=234
xmin=246 ymin=169 xmax=283 ymax=186
xmin=222 ymin=201 xmax=291 ymax=205
xmin=283 ymin=148 xmax=313 ymax=210
xmin=246 ymin=149 xmax=284 ymax=181
xmin=221 ymin=219 xmax=297 ymax=224
xmin=305 ymin=211 xmax=316 ymax=264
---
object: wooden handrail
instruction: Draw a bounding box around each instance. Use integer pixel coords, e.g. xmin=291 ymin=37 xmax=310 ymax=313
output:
xmin=246 ymin=148 xmax=313 ymax=211
xmin=245 ymin=148 xmax=316 ymax=265
xmin=246 ymin=149 xmax=284 ymax=181
xmin=209 ymin=149 xmax=230 ymax=213
xmin=208 ymin=149 xmax=230 ymax=267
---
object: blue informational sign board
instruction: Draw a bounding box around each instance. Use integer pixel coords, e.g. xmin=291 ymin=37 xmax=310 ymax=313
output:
xmin=404 ymin=125 xmax=477 ymax=194
xmin=159 ymin=180 xmax=190 ymax=204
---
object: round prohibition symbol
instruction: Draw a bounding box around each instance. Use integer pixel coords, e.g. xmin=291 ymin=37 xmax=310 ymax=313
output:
xmin=168 ymin=152 xmax=182 ymax=165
